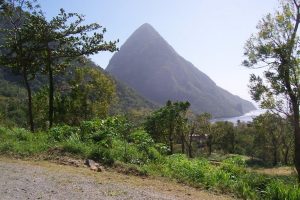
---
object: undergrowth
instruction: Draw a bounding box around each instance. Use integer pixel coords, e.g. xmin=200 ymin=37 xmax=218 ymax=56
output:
xmin=0 ymin=118 xmax=299 ymax=200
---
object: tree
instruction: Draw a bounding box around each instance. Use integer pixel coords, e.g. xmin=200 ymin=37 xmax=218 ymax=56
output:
xmin=144 ymin=100 xmax=190 ymax=155
xmin=208 ymin=121 xmax=235 ymax=155
xmin=243 ymin=0 xmax=300 ymax=181
xmin=0 ymin=0 xmax=41 ymax=132
xmin=196 ymin=113 xmax=213 ymax=155
xmin=253 ymin=113 xmax=282 ymax=166
xmin=173 ymin=101 xmax=190 ymax=154
xmin=28 ymin=9 xmax=118 ymax=128
xmin=56 ymin=67 xmax=116 ymax=125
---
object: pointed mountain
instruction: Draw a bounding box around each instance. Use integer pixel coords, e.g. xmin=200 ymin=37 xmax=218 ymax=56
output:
xmin=106 ymin=23 xmax=255 ymax=117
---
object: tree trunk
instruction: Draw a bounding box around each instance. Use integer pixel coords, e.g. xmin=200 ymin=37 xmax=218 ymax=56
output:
xmin=169 ymin=122 xmax=174 ymax=154
xmin=271 ymin=134 xmax=278 ymax=166
xmin=169 ymin=131 xmax=173 ymax=155
xmin=49 ymin=66 xmax=54 ymax=128
xmin=181 ymin=132 xmax=185 ymax=154
xmin=231 ymin=131 xmax=235 ymax=154
xmin=273 ymin=147 xmax=278 ymax=166
xmin=208 ymin=144 xmax=212 ymax=155
xmin=188 ymin=125 xmax=194 ymax=158
xmin=207 ymin=135 xmax=212 ymax=156
xmin=47 ymin=48 xmax=54 ymax=129
xmin=293 ymin=106 xmax=300 ymax=183
xmin=23 ymin=71 xmax=34 ymax=132
xmin=284 ymin=147 xmax=289 ymax=165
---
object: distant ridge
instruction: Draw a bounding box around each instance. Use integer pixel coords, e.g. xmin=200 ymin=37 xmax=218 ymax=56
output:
xmin=106 ymin=23 xmax=255 ymax=117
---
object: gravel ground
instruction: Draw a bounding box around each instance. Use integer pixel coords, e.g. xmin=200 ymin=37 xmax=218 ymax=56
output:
xmin=0 ymin=158 xmax=234 ymax=200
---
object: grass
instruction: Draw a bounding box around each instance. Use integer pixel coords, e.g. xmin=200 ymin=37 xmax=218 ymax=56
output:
xmin=0 ymin=157 xmax=232 ymax=200
xmin=1 ymin=124 xmax=300 ymax=199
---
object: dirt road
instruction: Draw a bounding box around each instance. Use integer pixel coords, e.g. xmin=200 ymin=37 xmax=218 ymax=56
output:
xmin=0 ymin=158 xmax=234 ymax=200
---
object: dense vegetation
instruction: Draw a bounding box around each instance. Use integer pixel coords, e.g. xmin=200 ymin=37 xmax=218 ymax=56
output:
xmin=243 ymin=0 xmax=300 ymax=182
xmin=0 ymin=117 xmax=299 ymax=200
xmin=0 ymin=0 xmax=300 ymax=200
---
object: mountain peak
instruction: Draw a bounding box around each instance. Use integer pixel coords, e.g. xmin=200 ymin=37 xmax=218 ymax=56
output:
xmin=106 ymin=24 xmax=255 ymax=117
xmin=128 ymin=23 xmax=162 ymax=43
xmin=138 ymin=23 xmax=155 ymax=30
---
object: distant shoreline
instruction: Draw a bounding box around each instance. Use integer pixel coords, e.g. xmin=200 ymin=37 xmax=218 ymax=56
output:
xmin=212 ymin=109 xmax=267 ymax=124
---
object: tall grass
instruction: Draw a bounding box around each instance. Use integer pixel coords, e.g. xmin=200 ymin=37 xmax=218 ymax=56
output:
xmin=1 ymin=121 xmax=300 ymax=199
xmin=0 ymin=127 xmax=50 ymax=156
xmin=142 ymin=154 xmax=300 ymax=200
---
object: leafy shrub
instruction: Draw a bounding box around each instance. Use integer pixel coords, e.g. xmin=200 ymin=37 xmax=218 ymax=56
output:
xmin=220 ymin=156 xmax=246 ymax=177
xmin=154 ymin=143 xmax=169 ymax=155
xmin=80 ymin=116 xmax=130 ymax=142
xmin=61 ymin=133 xmax=90 ymax=156
xmin=0 ymin=127 xmax=49 ymax=156
xmin=49 ymin=125 xmax=79 ymax=142
xmin=147 ymin=146 xmax=164 ymax=162
xmin=0 ymin=142 xmax=13 ymax=153
xmin=129 ymin=130 xmax=154 ymax=148
xmin=164 ymin=154 xmax=210 ymax=185
xmin=9 ymin=128 xmax=34 ymax=141
xmin=265 ymin=180 xmax=300 ymax=200
xmin=80 ymin=120 xmax=103 ymax=141
xmin=89 ymin=144 xmax=114 ymax=165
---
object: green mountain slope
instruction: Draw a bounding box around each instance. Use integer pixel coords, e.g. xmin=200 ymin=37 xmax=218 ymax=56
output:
xmin=0 ymin=58 xmax=156 ymax=123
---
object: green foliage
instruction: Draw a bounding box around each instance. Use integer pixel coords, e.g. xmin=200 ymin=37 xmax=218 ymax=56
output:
xmin=145 ymin=100 xmax=190 ymax=154
xmin=129 ymin=130 xmax=154 ymax=151
xmin=0 ymin=0 xmax=43 ymax=132
xmin=79 ymin=116 xmax=129 ymax=142
xmin=0 ymin=126 xmax=49 ymax=156
xmin=141 ymin=154 xmax=298 ymax=199
xmin=109 ymin=80 xmax=156 ymax=116
xmin=0 ymin=0 xmax=119 ymax=129
xmin=56 ymin=67 xmax=116 ymax=125
xmin=49 ymin=125 xmax=80 ymax=142
xmin=243 ymin=0 xmax=300 ymax=180
xmin=0 ymin=120 xmax=300 ymax=199
xmin=110 ymin=129 xmax=164 ymax=165
xmin=251 ymin=112 xmax=294 ymax=166
xmin=88 ymin=144 xmax=114 ymax=165
xmin=265 ymin=180 xmax=300 ymax=200
xmin=61 ymin=133 xmax=90 ymax=156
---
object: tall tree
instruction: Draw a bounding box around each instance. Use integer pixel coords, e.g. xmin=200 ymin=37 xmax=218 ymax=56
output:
xmin=0 ymin=0 xmax=40 ymax=132
xmin=253 ymin=113 xmax=281 ymax=166
xmin=197 ymin=113 xmax=213 ymax=155
xmin=145 ymin=100 xmax=190 ymax=155
xmin=243 ymin=0 xmax=300 ymax=180
xmin=29 ymin=9 xmax=118 ymax=128
xmin=56 ymin=67 xmax=116 ymax=125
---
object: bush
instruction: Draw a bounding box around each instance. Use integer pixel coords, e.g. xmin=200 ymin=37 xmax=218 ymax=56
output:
xmin=220 ymin=156 xmax=246 ymax=177
xmin=129 ymin=130 xmax=154 ymax=148
xmin=80 ymin=116 xmax=130 ymax=142
xmin=61 ymin=133 xmax=90 ymax=156
xmin=2 ymin=122 xmax=300 ymax=200
xmin=89 ymin=144 xmax=114 ymax=165
xmin=49 ymin=125 xmax=79 ymax=142
xmin=0 ymin=127 xmax=50 ymax=156
xmin=265 ymin=180 xmax=300 ymax=200
xmin=154 ymin=143 xmax=169 ymax=155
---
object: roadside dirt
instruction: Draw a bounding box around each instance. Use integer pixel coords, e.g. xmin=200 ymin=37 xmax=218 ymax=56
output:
xmin=0 ymin=157 xmax=234 ymax=200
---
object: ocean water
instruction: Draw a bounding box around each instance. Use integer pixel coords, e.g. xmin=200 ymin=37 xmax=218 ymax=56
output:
xmin=212 ymin=109 xmax=266 ymax=124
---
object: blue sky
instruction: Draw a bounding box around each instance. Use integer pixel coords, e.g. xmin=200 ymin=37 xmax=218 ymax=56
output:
xmin=40 ymin=0 xmax=279 ymax=103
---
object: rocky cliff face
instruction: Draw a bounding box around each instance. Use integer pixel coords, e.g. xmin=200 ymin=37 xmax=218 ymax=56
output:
xmin=106 ymin=23 xmax=255 ymax=117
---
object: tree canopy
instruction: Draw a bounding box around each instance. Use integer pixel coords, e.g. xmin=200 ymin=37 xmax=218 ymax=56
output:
xmin=243 ymin=0 xmax=300 ymax=181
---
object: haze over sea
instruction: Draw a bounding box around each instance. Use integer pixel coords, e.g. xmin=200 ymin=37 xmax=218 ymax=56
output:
xmin=212 ymin=109 xmax=266 ymax=124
